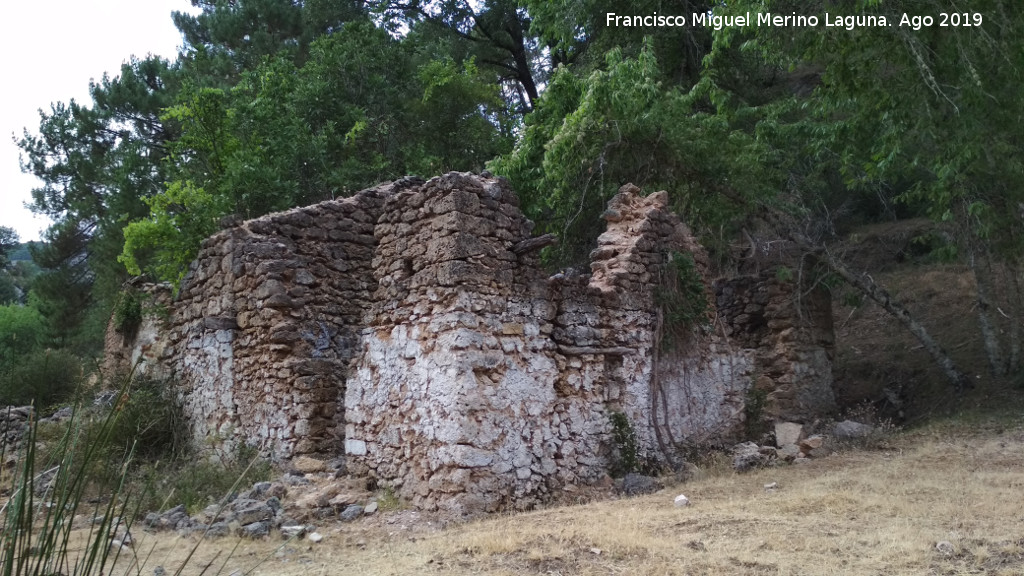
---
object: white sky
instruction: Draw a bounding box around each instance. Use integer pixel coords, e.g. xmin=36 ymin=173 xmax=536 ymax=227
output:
xmin=0 ymin=0 xmax=196 ymax=242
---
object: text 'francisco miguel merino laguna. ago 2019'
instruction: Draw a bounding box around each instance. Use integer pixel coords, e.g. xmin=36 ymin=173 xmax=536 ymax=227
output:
xmin=605 ymin=12 xmax=984 ymax=31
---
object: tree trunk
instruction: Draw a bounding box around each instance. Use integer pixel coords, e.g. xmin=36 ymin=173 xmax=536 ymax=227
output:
xmin=820 ymin=246 xmax=972 ymax=393
xmin=968 ymin=245 xmax=1007 ymax=376
xmin=1009 ymin=267 xmax=1022 ymax=373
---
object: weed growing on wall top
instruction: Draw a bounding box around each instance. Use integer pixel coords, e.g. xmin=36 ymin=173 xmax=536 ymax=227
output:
xmin=112 ymin=290 xmax=143 ymax=337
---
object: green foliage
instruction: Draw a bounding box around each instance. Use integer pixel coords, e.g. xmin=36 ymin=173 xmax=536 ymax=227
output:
xmin=0 ymin=376 xmax=264 ymax=576
xmin=17 ymin=56 xmax=179 ymax=349
xmin=0 ymin=303 xmax=45 ymax=369
xmin=0 ymin=350 xmax=82 ymax=409
xmin=908 ymin=231 xmax=959 ymax=264
xmin=122 ymin=18 xmax=513 ymax=285
xmin=112 ymin=291 xmax=143 ymax=337
xmin=102 ymin=377 xmax=189 ymax=464
xmin=608 ymin=411 xmax=639 ymax=477
xmin=1 ymin=407 xmax=137 ymax=576
xmin=774 ymin=266 xmax=794 ymax=283
xmin=0 ymin=233 xmax=34 ymax=306
xmin=491 ymin=43 xmax=770 ymax=265
xmin=376 ymin=485 xmax=403 ymax=512
xmin=120 ymin=181 xmax=226 ymax=285
xmin=707 ymin=0 xmax=1024 ymax=259
xmin=657 ymin=252 xmax=709 ymax=348
xmin=0 ymin=227 xmax=18 ymax=268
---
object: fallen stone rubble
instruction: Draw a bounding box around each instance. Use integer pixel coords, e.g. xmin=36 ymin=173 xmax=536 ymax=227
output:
xmin=142 ymin=477 xmax=380 ymax=540
xmin=731 ymin=420 xmax=873 ymax=472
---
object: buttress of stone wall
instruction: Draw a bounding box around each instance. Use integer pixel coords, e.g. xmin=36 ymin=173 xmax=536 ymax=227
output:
xmin=714 ymin=270 xmax=836 ymax=421
xmin=345 ymin=173 xmax=613 ymax=514
xmin=167 ymin=188 xmax=386 ymax=458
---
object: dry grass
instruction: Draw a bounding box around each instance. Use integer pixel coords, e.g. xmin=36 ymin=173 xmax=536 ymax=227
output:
xmin=87 ymin=419 xmax=1024 ymax=576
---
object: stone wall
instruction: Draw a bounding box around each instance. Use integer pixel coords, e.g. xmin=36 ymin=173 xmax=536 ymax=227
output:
xmin=109 ymin=184 xmax=392 ymax=457
xmin=105 ymin=172 xmax=836 ymax=512
xmin=714 ymin=270 xmax=836 ymax=421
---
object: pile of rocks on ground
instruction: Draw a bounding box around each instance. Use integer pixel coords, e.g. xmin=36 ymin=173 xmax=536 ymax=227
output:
xmin=143 ymin=463 xmax=383 ymax=540
xmin=732 ymin=420 xmax=874 ymax=472
xmin=0 ymin=406 xmax=33 ymax=451
xmin=1 ymin=405 xmax=101 ymax=471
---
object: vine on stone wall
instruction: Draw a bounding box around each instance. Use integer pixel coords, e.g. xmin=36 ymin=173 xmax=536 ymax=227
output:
xmin=655 ymin=251 xmax=709 ymax=350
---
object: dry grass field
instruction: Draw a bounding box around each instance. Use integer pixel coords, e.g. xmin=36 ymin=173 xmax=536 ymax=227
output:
xmin=92 ymin=414 xmax=1024 ymax=576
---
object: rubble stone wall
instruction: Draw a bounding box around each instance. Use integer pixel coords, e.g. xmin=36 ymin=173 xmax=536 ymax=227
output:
xmin=714 ymin=271 xmax=836 ymax=421
xmin=104 ymin=172 xmax=836 ymax=512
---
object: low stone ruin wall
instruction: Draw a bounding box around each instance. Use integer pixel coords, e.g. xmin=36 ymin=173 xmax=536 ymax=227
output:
xmin=105 ymin=172 xmax=836 ymax=513
xmin=714 ymin=272 xmax=836 ymax=421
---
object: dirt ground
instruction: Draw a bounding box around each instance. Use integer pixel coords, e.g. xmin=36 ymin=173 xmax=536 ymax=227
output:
xmin=84 ymin=413 xmax=1024 ymax=576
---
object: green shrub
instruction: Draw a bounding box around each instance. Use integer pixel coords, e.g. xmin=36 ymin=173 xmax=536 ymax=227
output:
xmin=136 ymin=443 xmax=273 ymax=514
xmin=104 ymin=377 xmax=189 ymax=462
xmin=1 ymin=400 xmax=139 ymax=576
xmin=0 ymin=304 xmax=45 ymax=368
xmin=0 ymin=349 xmax=82 ymax=408
xmin=0 ymin=383 xmax=262 ymax=575
xmin=112 ymin=291 xmax=143 ymax=337
xmin=608 ymin=411 xmax=639 ymax=477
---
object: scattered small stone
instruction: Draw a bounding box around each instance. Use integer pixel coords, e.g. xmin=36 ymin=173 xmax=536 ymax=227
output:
xmin=776 ymin=443 xmax=801 ymax=462
xmin=282 ymin=473 xmax=311 ymax=487
xmin=280 ymin=525 xmax=306 ymax=539
xmin=621 ymin=473 xmax=662 ymax=496
xmin=763 ymin=482 xmax=778 ymax=491
xmin=589 ymin=548 xmax=602 ymax=555
xmin=364 ymin=501 xmax=379 ymax=515
xmin=292 ymin=456 xmax=327 ymax=474
xmin=340 ymin=504 xmax=364 ymax=522
xmin=110 ymin=534 xmax=132 ymax=550
xmin=231 ymin=499 xmax=273 ymax=526
xmin=239 ymin=482 xmax=272 ymax=500
xmin=154 ymin=566 xmax=166 ymax=576
xmin=808 ymin=446 xmax=831 ymax=459
xmin=732 ymin=442 xmax=774 ymax=472
xmin=308 ymin=532 xmax=324 ymax=543
xmin=774 ymin=422 xmax=804 ymax=447
xmin=936 ymin=541 xmax=955 ymax=555
xmin=799 ymin=435 xmax=824 ymax=451
xmin=206 ymin=522 xmax=230 ymax=538
xmin=834 ymin=420 xmax=874 ymax=440
xmin=673 ymin=494 xmax=690 ymax=507
xmin=328 ymin=493 xmax=358 ymax=508
xmin=240 ymin=521 xmax=269 ymax=539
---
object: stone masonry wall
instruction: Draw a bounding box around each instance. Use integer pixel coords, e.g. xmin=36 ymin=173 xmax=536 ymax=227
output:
xmin=105 ymin=172 xmax=836 ymax=512
xmin=114 ymin=186 xmax=390 ymax=458
xmin=714 ymin=271 xmax=836 ymax=421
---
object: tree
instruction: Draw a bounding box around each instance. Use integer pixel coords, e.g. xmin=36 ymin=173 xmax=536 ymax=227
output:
xmin=122 ymin=17 xmax=513 ymax=283
xmin=371 ymin=0 xmax=549 ymax=114
xmin=699 ymin=0 xmax=1024 ymax=384
xmin=18 ymin=57 xmax=181 ymax=345
xmin=490 ymin=42 xmax=767 ymax=266
xmin=0 ymin=227 xmax=17 ymax=267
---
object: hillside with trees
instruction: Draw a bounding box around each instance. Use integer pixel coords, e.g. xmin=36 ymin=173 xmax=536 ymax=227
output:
xmin=5 ymin=0 xmax=1023 ymax=411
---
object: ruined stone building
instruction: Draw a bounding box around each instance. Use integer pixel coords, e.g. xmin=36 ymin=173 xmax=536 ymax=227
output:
xmin=106 ymin=172 xmax=835 ymax=514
